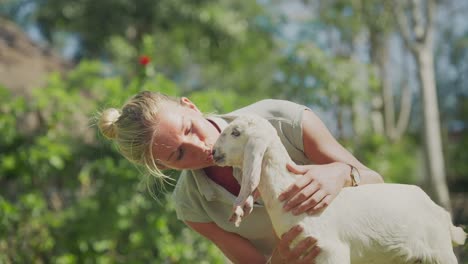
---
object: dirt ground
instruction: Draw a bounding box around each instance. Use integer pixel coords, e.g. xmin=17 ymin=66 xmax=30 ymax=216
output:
xmin=0 ymin=18 xmax=69 ymax=96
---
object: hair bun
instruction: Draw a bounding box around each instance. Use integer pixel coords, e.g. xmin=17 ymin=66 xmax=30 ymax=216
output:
xmin=98 ymin=108 xmax=121 ymax=139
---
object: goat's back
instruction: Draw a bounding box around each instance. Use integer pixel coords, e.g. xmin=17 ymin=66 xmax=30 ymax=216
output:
xmin=268 ymin=183 xmax=458 ymax=263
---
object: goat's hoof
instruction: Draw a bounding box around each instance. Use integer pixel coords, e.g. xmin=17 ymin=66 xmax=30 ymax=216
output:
xmin=243 ymin=197 xmax=254 ymax=216
xmin=229 ymin=206 xmax=244 ymax=227
xmin=228 ymin=214 xmax=242 ymax=227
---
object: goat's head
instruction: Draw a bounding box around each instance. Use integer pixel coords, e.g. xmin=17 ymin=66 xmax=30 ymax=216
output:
xmin=212 ymin=115 xmax=275 ymax=168
xmin=213 ymin=115 xmax=277 ymax=227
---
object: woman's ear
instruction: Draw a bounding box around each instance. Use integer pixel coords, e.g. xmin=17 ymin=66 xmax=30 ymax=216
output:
xmin=180 ymin=97 xmax=201 ymax=113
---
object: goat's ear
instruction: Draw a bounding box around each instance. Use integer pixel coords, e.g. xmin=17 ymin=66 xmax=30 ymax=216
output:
xmin=242 ymin=136 xmax=268 ymax=190
xmin=229 ymin=136 xmax=268 ymax=226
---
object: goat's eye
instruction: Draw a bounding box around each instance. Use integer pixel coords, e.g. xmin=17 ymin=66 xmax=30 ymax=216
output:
xmin=231 ymin=127 xmax=241 ymax=137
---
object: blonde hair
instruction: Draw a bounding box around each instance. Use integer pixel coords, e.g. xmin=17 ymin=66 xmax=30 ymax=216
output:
xmin=98 ymin=91 xmax=180 ymax=180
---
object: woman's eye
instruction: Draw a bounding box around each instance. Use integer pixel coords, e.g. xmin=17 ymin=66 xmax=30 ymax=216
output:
xmin=177 ymin=148 xmax=184 ymax=160
xmin=185 ymin=122 xmax=193 ymax=135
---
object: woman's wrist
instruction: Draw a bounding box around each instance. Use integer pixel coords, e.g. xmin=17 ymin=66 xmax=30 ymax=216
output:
xmin=337 ymin=162 xmax=353 ymax=187
xmin=268 ymin=246 xmax=283 ymax=264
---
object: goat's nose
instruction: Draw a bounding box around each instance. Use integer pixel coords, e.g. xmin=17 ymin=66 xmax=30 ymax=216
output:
xmin=212 ymin=149 xmax=216 ymax=156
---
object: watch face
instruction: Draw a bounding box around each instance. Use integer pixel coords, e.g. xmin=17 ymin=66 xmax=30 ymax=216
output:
xmin=355 ymin=173 xmax=361 ymax=184
xmin=351 ymin=167 xmax=361 ymax=185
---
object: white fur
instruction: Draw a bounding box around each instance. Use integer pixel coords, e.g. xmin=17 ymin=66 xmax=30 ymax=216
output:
xmin=212 ymin=115 xmax=466 ymax=264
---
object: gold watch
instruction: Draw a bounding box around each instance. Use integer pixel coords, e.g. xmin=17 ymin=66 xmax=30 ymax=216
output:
xmin=348 ymin=164 xmax=361 ymax=186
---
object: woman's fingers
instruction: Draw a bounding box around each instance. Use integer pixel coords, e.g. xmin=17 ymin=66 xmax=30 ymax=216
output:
xmin=310 ymin=194 xmax=332 ymax=213
xmin=291 ymin=189 xmax=327 ymax=215
xmin=298 ymin=245 xmax=321 ymax=264
xmin=278 ymin=225 xmax=303 ymax=255
xmin=280 ymin=163 xmax=340 ymax=216
xmin=286 ymin=184 xmax=320 ymax=213
xmin=279 ymin=164 xmax=313 ymax=201
xmin=287 ymin=236 xmax=317 ymax=260
xmin=277 ymin=225 xmax=321 ymax=263
xmin=279 ymin=175 xmax=312 ymax=203
xmin=286 ymin=163 xmax=308 ymax=174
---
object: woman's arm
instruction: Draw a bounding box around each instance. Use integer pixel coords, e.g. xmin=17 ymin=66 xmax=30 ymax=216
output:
xmin=280 ymin=109 xmax=384 ymax=214
xmin=301 ymin=109 xmax=383 ymax=184
xmin=185 ymin=221 xmax=266 ymax=264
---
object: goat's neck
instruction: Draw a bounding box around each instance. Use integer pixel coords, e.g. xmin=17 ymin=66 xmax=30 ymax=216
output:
xmin=257 ymin=140 xmax=299 ymax=205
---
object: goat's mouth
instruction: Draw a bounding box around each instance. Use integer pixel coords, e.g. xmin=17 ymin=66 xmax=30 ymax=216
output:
xmin=213 ymin=154 xmax=225 ymax=164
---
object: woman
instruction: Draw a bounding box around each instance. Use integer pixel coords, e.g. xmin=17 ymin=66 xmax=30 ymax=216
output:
xmin=98 ymin=91 xmax=384 ymax=263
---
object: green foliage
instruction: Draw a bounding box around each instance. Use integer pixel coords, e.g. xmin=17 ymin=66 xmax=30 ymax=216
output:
xmin=347 ymin=134 xmax=419 ymax=184
xmin=277 ymin=43 xmax=371 ymax=107
xmin=34 ymin=0 xmax=281 ymax=98
xmin=0 ymin=62 xmax=227 ymax=263
xmin=317 ymin=0 xmax=395 ymax=41
xmin=189 ymin=89 xmax=261 ymax=114
xmin=445 ymin=96 xmax=468 ymax=186
xmin=447 ymin=136 xmax=468 ymax=182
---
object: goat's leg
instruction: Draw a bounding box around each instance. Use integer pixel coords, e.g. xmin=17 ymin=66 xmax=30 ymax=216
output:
xmin=229 ymin=177 xmax=258 ymax=227
xmin=228 ymin=188 xmax=261 ymax=226
xmin=229 ymin=138 xmax=267 ymax=227
xmin=229 ymin=195 xmax=254 ymax=227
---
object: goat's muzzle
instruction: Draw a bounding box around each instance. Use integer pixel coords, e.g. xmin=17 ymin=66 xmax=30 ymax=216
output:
xmin=212 ymin=149 xmax=225 ymax=164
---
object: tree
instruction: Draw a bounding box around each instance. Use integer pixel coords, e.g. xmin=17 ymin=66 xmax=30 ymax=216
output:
xmin=3 ymin=0 xmax=283 ymax=100
xmin=305 ymin=0 xmax=412 ymax=142
xmin=392 ymin=0 xmax=451 ymax=210
xmin=361 ymin=1 xmax=412 ymax=142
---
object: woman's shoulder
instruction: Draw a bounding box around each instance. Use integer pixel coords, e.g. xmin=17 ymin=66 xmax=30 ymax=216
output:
xmin=229 ymin=99 xmax=308 ymax=120
xmin=173 ymin=169 xmax=215 ymax=201
xmin=173 ymin=170 xmax=198 ymax=199
xmin=171 ymin=170 xmax=214 ymax=223
xmin=221 ymin=100 xmax=309 ymax=158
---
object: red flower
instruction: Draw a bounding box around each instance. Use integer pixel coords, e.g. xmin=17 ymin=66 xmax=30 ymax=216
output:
xmin=139 ymin=55 xmax=151 ymax=66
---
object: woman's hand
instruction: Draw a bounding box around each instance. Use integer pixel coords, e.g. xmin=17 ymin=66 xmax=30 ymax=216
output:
xmin=271 ymin=225 xmax=320 ymax=264
xmin=279 ymin=162 xmax=350 ymax=215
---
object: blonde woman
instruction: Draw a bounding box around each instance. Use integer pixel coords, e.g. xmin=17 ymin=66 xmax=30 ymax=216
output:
xmin=98 ymin=91 xmax=383 ymax=264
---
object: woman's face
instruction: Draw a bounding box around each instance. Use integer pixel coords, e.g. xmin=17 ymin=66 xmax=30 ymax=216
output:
xmin=153 ymin=98 xmax=219 ymax=170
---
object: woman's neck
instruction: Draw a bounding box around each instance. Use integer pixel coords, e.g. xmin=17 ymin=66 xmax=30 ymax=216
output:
xmin=207 ymin=118 xmax=222 ymax=133
xmin=204 ymin=166 xmax=240 ymax=196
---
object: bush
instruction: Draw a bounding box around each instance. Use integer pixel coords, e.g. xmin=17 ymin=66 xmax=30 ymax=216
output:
xmin=0 ymin=61 xmax=226 ymax=263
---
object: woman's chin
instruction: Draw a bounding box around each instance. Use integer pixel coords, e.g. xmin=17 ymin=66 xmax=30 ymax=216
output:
xmin=195 ymin=160 xmax=215 ymax=170
xmin=205 ymin=160 xmax=216 ymax=167
xmin=205 ymin=154 xmax=215 ymax=163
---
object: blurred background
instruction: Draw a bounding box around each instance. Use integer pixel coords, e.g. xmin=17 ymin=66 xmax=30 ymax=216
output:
xmin=0 ymin=0 xmax=467 ymax=263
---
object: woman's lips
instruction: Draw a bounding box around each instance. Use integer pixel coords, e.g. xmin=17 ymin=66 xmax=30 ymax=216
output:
xmin=204 ymin=148 xmax=214 ymax=161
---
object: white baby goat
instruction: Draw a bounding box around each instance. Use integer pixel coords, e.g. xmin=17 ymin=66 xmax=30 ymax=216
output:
xmin=212 ymin=115 xmax=466 ymax=264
